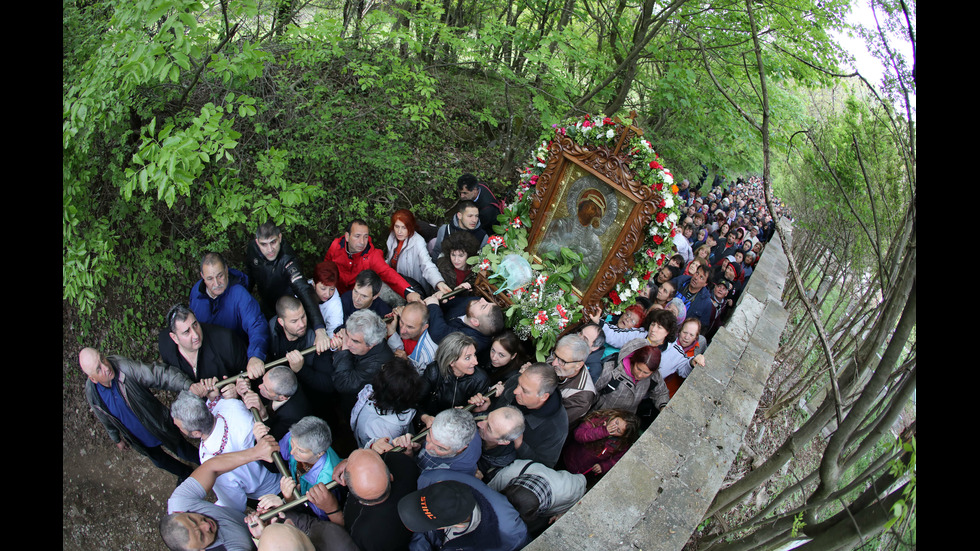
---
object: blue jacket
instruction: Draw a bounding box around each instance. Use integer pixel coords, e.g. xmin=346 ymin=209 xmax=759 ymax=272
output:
xmin=189 ymin=267 xmax=270 ymax=361
xmin=410 ymin=469 xmax=528 ymax=551
xmin=671 ymin=275 xmax=715 ymax=330
xmin=425 ymin=300 xmax=491 ymax=359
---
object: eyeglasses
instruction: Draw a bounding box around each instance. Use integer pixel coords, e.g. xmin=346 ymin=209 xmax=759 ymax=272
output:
xmin=550 ymin=354 xmax=581 ymax=367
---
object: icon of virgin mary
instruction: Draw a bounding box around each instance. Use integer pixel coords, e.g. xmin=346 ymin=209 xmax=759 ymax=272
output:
xmin=537 ymin=174 xmax=618 ymax=289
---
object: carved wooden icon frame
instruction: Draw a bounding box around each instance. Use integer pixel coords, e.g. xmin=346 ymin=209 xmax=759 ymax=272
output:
xmin=525 ymin=129 xmax=665 ymax=317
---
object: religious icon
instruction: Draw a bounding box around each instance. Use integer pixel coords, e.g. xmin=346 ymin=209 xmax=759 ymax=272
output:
xmin=535 ymin=170 xmax=622 ymax=292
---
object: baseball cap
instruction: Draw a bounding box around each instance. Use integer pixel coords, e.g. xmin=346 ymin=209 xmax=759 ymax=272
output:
xmin=398 ymin=481 xmax=476 ymax=532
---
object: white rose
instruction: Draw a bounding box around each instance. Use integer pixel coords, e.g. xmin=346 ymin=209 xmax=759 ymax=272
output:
xmin=620 ymin=289 xmax=631 ymax=300
xmin=630 ymin=278 xmax=640 ymax=291
xmin=664 ymin=196 xmax=673 ymax=209
xmin=663 ymin=173 xmax=674 ymax=185
xmin=669 ymin=212 xmax=679 ymax=223
xmin=606 ymin=129 xmax=615 ymax=139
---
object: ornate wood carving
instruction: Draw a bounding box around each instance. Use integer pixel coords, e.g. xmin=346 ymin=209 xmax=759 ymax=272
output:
xmin=472 ymin=271 xmax=513 ymax=309
xmin=526 ymin=123 xmax=664 ymax=317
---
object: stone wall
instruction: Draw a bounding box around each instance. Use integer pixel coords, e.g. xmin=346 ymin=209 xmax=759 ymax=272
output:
xmin=527 ymin=220 xmax=793 ymax=551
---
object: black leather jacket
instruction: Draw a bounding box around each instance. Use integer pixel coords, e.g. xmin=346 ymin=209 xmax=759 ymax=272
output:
xmin=419 ymin=361 xmax=491 ymax=417
xmin=245 ymin=238 xmax=325 ymax=331
xmin=85 ymin=356 xmax=193 ymax=457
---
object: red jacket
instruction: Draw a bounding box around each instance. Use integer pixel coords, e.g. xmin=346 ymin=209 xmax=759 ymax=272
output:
xmin=324 ymin=236 xmax=411 ymax=297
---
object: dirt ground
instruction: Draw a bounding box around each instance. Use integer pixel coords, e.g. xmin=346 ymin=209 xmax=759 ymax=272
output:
xmin=63 ymin=299 xmax=181 ymax=551
xmin=63 ymin=364 xmax=179 ymax=551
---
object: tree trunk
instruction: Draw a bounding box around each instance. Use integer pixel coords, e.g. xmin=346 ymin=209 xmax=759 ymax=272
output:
xmin=806 ymin=276 xmax=915 ymax=524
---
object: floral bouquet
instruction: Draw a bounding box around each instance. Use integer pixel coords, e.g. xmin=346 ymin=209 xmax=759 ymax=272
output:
xmin=471 ymin=114 xmax=682 ymax=358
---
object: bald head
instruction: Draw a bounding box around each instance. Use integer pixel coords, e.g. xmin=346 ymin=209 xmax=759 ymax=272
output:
xmin=79 ymin=347 xmax=114 ymax=387
xmin=257 ymin=522 xmax=314 ymax=551
xmin=344 ymin=449 xmax=392 ymax=505
xmin=79 ymin=347 xmax=99 ymax=373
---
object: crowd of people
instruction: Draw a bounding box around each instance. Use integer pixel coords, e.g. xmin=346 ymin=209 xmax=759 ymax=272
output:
xmin=78 ymin=172 xmax=784 ymax=551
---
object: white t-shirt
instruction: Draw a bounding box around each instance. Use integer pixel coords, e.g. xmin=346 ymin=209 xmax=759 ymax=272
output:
xmin=200 ymin=398 xmax=280 ymax=513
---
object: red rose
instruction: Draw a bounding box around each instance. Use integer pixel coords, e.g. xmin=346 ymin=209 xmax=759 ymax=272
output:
xmin=653 ymin=235 xmax=663 ymax=245
xmin=643 ymin=272 xmax=652 ymax=280
xmin=655 ymin=182 xmax=663 ymax=191
xmin=609 ymin=290 xmax=622 ymax=305
xmin=649 ymin=161 xmax=662 ymax=170
xmin=603 ymin=117 xmax=613 ymax=125
xmin=656 ymin=256 xmax=664 ymax=267
xmin=656 ymin=212 xmax=667 ymax=223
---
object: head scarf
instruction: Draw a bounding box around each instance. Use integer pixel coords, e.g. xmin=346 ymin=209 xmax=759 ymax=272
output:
xmin=667 ymin=297 xmax=687 ymax=323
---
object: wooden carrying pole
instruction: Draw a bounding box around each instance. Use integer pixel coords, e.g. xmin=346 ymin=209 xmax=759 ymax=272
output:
xmin=214 ymin=346 xmax=318 ymax=390
xmin=250 ymin=408 xmax=302 ymax=502
xmin=256 ymin=386 xmax=499 ymax=521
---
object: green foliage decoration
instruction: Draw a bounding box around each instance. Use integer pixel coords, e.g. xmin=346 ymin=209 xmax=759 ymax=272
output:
xmin=472 ymin=114 xmax=681 ymax=360
xmin=883 ymin=436 xmax=915 ymax=532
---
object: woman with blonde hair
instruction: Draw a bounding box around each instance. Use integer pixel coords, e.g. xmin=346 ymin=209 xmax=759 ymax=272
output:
xmin=693 ymin=244 xmax=712 ymax=263
xmin=418 ymin=332 xmax=490 ymax=418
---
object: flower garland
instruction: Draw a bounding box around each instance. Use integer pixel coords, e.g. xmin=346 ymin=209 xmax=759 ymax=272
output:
xmin=471 ymin=114 xmax=683 ymax=359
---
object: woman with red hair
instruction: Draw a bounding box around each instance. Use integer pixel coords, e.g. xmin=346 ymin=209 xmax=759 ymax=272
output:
xmin=309 ymin=259 xmax=344 ymax=336
xmin=593 ymin=340 xmax=669 ymax=414
xmin=384 ymin=209 xmax=452 ymax=297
